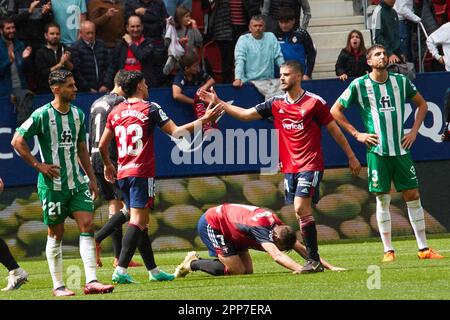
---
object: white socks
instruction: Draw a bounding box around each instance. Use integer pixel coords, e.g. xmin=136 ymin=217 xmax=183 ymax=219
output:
xmin=80 ymin=234 xmax=97 ymax=284
xmin=406 ymin=199 xmax=428 ymax=250
xmin=149 ymin=267 xmax=160 ymax=276
xmin=46 ymin=236 xmax=64 ymax=290
xmin=115 ymin=266 xmax=127 ymax=274
xmin=376 ymin=194 xmax=394 ymax=252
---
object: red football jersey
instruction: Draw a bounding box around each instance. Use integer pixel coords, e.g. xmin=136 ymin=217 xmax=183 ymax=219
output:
xmin=106 ymin=99 xmax=170 ymax=179
xmin=205 ymin=203 xmax=284 ymax=251
xmin=255 ymin=91 xmax=333 ymax=173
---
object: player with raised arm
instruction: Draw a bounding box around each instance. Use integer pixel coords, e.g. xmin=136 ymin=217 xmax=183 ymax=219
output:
xmin=330 ymin=44 xmax=444 ymax=262
xmin=99 ymin=70 xmax=223 ymax=284
xmin=174 ymin=203 xmax=347 ymax=278
xmin=11 ymin=69 xmax=114 ymax=296
xmin=88 ymin=70 xmax=143 ymax=269
xmin=199 ymin=60 xmax=361 ymax=273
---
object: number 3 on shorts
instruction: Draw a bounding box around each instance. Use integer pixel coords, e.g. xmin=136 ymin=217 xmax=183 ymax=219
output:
xmin=371 ymin=170 xmax=378 ymax=183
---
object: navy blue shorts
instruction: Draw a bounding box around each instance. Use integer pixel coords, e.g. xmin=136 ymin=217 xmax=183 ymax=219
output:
xmin=197 ymin=214 xmax=237 ymax=257
xmin=116 ymin=177 xmax=154 ymax=210
xmin=284 ymin=171 xmax=323 ymax=205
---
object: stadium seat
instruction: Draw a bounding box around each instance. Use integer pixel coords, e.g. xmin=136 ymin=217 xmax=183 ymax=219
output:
xmin=202 ymin=40 xmax=223 ymax=83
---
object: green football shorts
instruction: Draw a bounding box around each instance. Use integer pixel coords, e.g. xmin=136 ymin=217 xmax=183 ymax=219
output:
xmin=367 ymin=152 xmax=419 ymax=193
xmin=38 ymin=184 xmax=94 ymax=225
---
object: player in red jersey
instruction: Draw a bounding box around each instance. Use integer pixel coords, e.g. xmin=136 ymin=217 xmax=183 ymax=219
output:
xmin=174 ymin=203 xmax=346 ymax=277
xmin=199 ymin=60 xmax=361 ymax=273
xmin=99 ymin=70 xmax=223 ymax=284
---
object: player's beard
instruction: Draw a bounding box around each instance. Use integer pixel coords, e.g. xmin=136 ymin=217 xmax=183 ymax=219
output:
xmin=280 ymin=82 xmax=293 ymax=92
xmin=61 ymin=91 xmax=76 ymax=103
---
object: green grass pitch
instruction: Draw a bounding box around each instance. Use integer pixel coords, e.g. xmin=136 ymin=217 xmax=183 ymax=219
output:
xmin=1 ymin=236 xmax=449 ymax=300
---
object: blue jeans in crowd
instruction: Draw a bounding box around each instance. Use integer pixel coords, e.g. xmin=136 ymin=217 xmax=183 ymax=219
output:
xmin=399 ymin=19 xmax=412 ymax=62
xmin=164 ymin=0 xmax=192 ymax=17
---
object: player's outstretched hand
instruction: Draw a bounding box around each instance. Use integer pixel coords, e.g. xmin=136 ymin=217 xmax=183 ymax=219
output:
xmin=198 ymin=86 xmax=219 ymax=105
xmin=203 ymin=102 xmax=225 ymax=123
xmin=36 ymin=162 xmax=60 ymax=179
xmin=0 ymin=177 xmax=4 ymax=193
xmin=355 ymin=132 xmax=378 ymax=148
xmin=104 ymin=163 xmax=117 ymax=184
xmin=401 ymin=131 xmax=417 ymax=149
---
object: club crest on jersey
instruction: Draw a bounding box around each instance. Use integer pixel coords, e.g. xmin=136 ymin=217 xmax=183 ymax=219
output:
xmin=60 ymin=130 xmax=73 ymax=148
xmin=282 ymin=118 xmax=304 ymax=130
xmin=379 ymin=96 xmax=395 ymax=112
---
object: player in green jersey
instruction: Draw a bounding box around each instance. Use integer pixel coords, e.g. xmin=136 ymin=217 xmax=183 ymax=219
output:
xmin=331 ymin=44 xmax=444 ymax=262
xmin=11 ymin=69 xmax=115 ymax=296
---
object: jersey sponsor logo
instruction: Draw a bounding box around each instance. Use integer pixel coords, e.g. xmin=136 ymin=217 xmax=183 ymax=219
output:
xmin=379 ymin=96 xmax=395 ymax=112
xmin=60 ymin=130 xmax=73 ymax=148
xmin=282 ymin=118 xmax=304 ymax=130
xmin=118 ymin=162 xmax=142 ymax=171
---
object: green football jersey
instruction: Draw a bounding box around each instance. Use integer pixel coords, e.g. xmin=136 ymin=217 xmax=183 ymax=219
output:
xmin=16 ymin=103 xmax=87 ymax=191
xmin=338 ymin=72 xmax=418 ymax=156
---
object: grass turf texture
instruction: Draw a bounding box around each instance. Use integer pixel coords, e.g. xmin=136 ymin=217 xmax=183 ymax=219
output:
xmin=1 ymin=237 xmax=449 ymax=300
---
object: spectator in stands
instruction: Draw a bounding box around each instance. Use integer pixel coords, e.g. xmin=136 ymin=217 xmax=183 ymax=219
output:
xmin=125 ymin=0 xmax=169 ymax=87
xmin=164 ymin=0 xmax=191 ymax=18
xmin=51 ymin=0 xmax=86 ymax=46
xmin=35 ymin=23 xmax=73 ymax=94
xmin=174 ymin=5 xmax=203 ymax=53
xmin=394 ymin=0 xmax=421 ymax=62
xmin=164 ymin=5 xmax=203 ymax=75
xmin=335 ymin=30 xmax=371 ymax=81
xmin=275 ymin=7 xmax=316 ymax=81
xmin=263 ymin=0 xmax=311 ymax=32
xmin=371 ymin=0 xmax=403 ymax=63
xmin=0 ymin=17 xmax=34 ymax=125
xmin=8 ymin=0 xmax=53 ymax=53
xmin=234 ymin=15 xmax=284 ymax=87
xmin=172 ymin=51 xmax=216 ymax=131
xmin=87 ymin=0 xmax=125 ymax=52
xmin=112 ymin=15 xmax=154 ymax=87
xmin=71 ymin=21 xmax=113 ymax=93
xmin=426 ymin=21 xmax=450 ymax=71
xmin=207 ymin=0 xmax=260 ymax=83
xmin=0 ymin=18 xmax=31 ymax=97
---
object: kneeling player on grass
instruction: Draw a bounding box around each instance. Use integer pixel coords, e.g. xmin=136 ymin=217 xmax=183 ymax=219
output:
xmin=174 ymin=203 xmax=346 ymax=278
